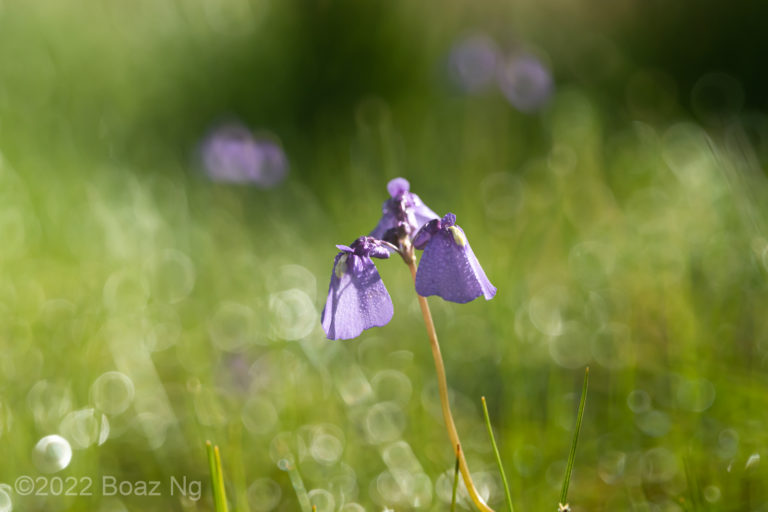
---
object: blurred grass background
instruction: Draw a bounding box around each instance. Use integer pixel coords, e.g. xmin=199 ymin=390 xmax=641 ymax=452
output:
xmin=2 ymin=0 xmax=768 ymax=511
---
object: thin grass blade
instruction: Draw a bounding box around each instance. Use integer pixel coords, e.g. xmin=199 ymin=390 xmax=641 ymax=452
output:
xmin=451 ymin=444 xmax=461 ymax=512
xmin=206 ymin=441 xmax=221 ymax=511
xmin=559 ymin=367 xmax=590 ymax=507
xmin=481 ymin=396 xmax=514 ymax=512
xmin=214 ymin=445 xmax=229 ymax=512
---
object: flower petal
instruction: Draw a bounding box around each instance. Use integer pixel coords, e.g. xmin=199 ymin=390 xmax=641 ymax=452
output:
xmin=415 ymin=226 xmax=496 ymax=303
xmin=370 ymin=178 xmax=439 ymax=240
xmin=387 ymin=177 xmax=410 ymax=197
xmin=412 ymin=218 xmax=439 ymax=250
xmin=321 ymin=253 xmax=394 ymax=340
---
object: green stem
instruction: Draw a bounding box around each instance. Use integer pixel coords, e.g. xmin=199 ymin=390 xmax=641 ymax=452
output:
xmin=481 ymin=397 xmax=514 ymax=512
xmin=286 ymin=461 xmax=312 ymax=512
xmin=560 ymin=367 xmax=589 ymax=506
xmin=407 ymin=259 xmax=494 ymax=512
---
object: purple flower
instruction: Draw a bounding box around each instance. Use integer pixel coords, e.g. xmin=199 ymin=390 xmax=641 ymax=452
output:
xmin=201 ymin=123 xmax=289 ymax=187
xmin=321 ymin=237 xmax=394 ymax=340
xmin=413 ymin=213 xmax=497 ymax=303
xmin=448 ymin=34 xmax=500 ymax=93
xmin=370 ymin=178 xmax=439 ymax=241
xmin=497 ymin=53 xmax=554 ymax=113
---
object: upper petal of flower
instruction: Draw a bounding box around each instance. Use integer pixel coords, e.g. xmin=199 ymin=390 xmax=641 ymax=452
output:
xmin=370 ymin=178 xmax=439 ymax=240
xmin=387 ymin=177 xmax=410 ymax=197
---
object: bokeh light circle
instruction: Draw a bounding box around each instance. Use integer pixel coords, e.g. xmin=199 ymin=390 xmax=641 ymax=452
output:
xmin=247 ymin=478 xmax=282 ymax=512
xmin=33 ymin=435 xmax=72 ymax=473
xmin=91 ymin=372 xmax=135 ymax=415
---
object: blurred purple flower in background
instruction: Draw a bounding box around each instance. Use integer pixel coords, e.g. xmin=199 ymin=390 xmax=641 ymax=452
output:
xmin=447 ymin=34 xmax=500 ymax=93
xmin=413 ymin=213 xmax=497 ymax=303
xmin=201 ymin=123 xmax=288 ymax=187
xmin=497 ymin=53 xmax=554 ymax=113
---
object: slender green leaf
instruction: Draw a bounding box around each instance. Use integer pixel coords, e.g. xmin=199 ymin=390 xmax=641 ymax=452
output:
xmin=560 ymin=367 xmax=590 ymax=507
xmin=214 ymin=445 xmax=229 ymax=512
xmin=481 ymin=396 xmax=514 ymax=512
xmin=206 ymin=441 xmax=229 ymax=512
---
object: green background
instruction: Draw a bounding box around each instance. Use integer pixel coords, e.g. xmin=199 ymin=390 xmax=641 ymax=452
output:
xmin=1 ymin=1 xmax=768 ymax=510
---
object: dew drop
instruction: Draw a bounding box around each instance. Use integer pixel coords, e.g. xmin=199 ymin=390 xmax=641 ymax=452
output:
xmin=33 ymin=435 xmax=72 ymax=473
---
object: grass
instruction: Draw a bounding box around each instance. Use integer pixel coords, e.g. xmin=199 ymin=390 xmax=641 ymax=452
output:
xmin=207 ymin=441 xmax=229 ymax=512
xmin=559 ymin=367 xmax=589 ymax=510
xmin=1 ymin=1 xmax=768 ymax=511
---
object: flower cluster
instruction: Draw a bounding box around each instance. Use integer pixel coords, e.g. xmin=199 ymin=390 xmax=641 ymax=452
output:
xmin=448 ymin=34 xmax=554 ymax=113
xmin=200 ymin=123 xmax=288 ymax=187
xmin=321 ymin=178 xmax=496 ymax=340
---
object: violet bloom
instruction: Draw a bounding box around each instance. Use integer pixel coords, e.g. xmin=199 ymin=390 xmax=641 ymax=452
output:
xmin=370 ymin=178 xmax=439 ymax=241
xmin=321 ymin=237 xmax=394 ymax=340
xmin=201 ymin=123 xmax=289 ymax=187
xmin=413 ymin=213 xmax=496 ymax=303
xmin=497 ymin=53 xmax=554 ymax=113
xmin=448 ymin=34 xmax=500 ymax=93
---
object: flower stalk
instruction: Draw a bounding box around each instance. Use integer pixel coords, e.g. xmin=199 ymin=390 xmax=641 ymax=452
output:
xmin=320 ymin=178 xmax=499 ymax=510
xmin=407 ymin=257 xmax=494 ymax=512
